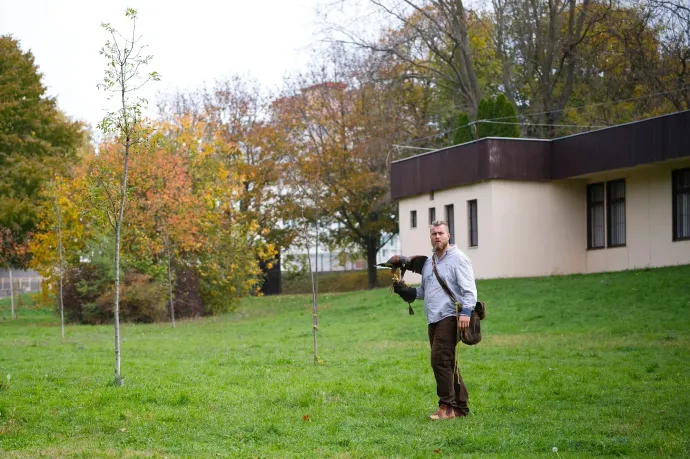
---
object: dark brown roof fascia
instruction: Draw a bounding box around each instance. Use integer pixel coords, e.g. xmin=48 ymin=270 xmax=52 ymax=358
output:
xmin=551 ymin=110 xmax=690 ymax=179
xmin=390 ymin=110 xmax=690 ymax=199
xmin=390 ymin=138 xmax=550 ymax=199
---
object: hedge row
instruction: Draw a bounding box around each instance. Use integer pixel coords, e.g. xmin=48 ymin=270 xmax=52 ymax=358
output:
xmin=280 ymin=270 xmax=395 ymax=294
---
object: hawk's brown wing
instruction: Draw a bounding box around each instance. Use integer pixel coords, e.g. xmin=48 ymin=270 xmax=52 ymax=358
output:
xmin=407 ymin=255 xmax=428 ymax=275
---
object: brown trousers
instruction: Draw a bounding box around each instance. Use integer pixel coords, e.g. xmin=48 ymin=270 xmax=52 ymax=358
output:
xmin=427 ymin=315 xmax=469 ymax=414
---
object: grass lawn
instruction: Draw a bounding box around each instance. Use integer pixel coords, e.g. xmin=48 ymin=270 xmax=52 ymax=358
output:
xmin=1 ymin=265 xmax=689 ymax=458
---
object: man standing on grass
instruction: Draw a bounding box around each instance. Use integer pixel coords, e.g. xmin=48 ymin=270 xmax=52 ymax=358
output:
xmin=393 ymin=220 xmax=478 ymax=420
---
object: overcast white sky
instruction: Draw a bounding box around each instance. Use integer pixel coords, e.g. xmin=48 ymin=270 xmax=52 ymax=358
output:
xmin=0 ymin=0 xmax=345 ymax=131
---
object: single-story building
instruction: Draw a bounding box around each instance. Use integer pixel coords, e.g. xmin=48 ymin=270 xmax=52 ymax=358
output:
xmin=391 ymin=110 xmax=690 ymax=281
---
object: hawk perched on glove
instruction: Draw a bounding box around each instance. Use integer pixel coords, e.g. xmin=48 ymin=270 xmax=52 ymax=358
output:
xmin=377 ymin=255 xmax=428 ymax=282
xmin=378 ymin=255 xmax=427 ymax=315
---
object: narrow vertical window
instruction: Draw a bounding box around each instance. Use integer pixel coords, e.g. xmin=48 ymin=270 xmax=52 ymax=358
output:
xmin=587 ymin=183 xmax=605 ymax=249
xmin=673 ymin=168 xmax=690 ymax=241
xmin=410 ymin=210 xmax=417 ymax=228
xmin=428 ymin=207 xmax=436 ymax=225
xmin=607 ymin=180 xmax=626 ymax=247
xmin=445 ymin=204 xmax=455 ymax=245
xmin=468 ymin=200 xmax=478 ymax=247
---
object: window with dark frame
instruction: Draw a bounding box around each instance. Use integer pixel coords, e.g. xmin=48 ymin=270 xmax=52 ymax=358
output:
xmin=587 ymin=183 xmax=605 ymax=249
xmin=429 ymin=207 xmax=436 ymax=225
xmin=468 ymin=200 xmax=478 ymax=247
xmin=673 ymin=168 xmax=690 ymax=241
xmin=607 ymin=180 xmax=626 ymax=247
xmin=410 ymin=210 xmax=417 ymax=228
xmin=445 ymin=204 xmax=455 ymax=245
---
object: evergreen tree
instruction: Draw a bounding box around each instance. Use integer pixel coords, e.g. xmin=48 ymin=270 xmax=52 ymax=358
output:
xmin=474 ymin=94 xmax=520 ymax=139
xmin=452 ymin=112 xmax=474 ymax=144
xmin=476 ymin=97 xmax=495 ymax=138
xmin=492 ymin=94 xmax=520 ymax=138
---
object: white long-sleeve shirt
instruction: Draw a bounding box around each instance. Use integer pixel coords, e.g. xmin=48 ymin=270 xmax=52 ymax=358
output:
xmin=415 ymin=245 xmax=478 ymax=325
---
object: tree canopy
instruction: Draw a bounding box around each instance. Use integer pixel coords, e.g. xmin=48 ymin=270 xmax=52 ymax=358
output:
xmin=0 ymin=35 xmax=83 ymax=268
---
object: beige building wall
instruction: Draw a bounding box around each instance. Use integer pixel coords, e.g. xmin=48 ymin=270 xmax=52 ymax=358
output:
xmin=490 ymin=180 xmax=587 ymax=278
xmin=397 ymin=158 xmax=690 ymax=281
xmin=584 ymin=158 xmax=690 ymax=273
xmin=397 ymin=181 xmax=494 ymax=283
xmin=398 ymin=180 xmax=587 ymax=280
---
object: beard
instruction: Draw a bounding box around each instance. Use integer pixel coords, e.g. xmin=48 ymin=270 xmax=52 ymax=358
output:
xmin=433 ymin=240 xmax=448 ymax=251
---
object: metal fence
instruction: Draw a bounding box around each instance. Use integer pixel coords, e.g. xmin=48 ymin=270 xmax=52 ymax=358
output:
xmin=0 ymin=277 xmax=43 ymax=299
xmin=282 ymin=250 xmax=402 ymax=273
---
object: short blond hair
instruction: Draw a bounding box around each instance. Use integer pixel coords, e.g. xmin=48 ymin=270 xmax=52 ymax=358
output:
xmin=430 ymin=220 xmax=449 ymax=233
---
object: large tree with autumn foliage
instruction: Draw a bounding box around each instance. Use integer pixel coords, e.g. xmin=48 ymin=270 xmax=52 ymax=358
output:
xmin=157 ymin=77 xmax=297 ymax=269
xmin=0 ymin=35 xmax=83 ymax=271
xmin=274 ymin=46 xmax=438 ymax=288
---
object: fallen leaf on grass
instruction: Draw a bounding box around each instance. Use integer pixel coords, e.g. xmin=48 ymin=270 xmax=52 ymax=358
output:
xmin=434 ymin=449 xmax=442 ymax=454
xmin=302 ymin=415 xmax=311 ymax=421
xmin=121 ymin=427 xmax=127 ymax=432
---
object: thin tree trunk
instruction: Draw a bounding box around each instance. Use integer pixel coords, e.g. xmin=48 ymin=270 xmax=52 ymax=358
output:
xmin=309 ymin=247 xmax=318 ymax=364
xmin=304 ymin=211 xmax=318 ymax=364
xmin=54 ymin=182 xmax=65 ymax=340
xmin=164 ymin=228 xmax=175 ymax=328
xmin=315 ymin=212 xmax=319 ymax=295
xmin=59 ymin=261 xmax=64 ymax=339
xmin=492 ymin=0 xmax=517 ymax=106
xmin=8 ymin=265 xmax=15 ymax=320
xmin=57 ymin=217 xmax=65 ymax=339
xmin=114 ymin=216 xmax=123 ymax=385
xmin=113 ymin=140 xmax=130 ymax=386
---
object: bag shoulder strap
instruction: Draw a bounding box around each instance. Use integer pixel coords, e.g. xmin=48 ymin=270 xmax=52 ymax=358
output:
xmin=432 ymin=255 xmax=459 ymax=306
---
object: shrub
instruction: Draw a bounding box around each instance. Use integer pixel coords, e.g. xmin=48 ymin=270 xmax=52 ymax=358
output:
xmin=61 ymin=263 xmax=110 ymax=324
xmin=61 ymin=263 xmax=169 ymax=324
xmin=172 ymin=264 xmax=204 ymax=319
xmin=93 ymin=272 xmax=168 ymax=324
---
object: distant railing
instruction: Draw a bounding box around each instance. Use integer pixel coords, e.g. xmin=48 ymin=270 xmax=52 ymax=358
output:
xmin=282 ymin=250 xmax=401 ymax=273
xmin=0 ymin=277 xmax=43 ymax=299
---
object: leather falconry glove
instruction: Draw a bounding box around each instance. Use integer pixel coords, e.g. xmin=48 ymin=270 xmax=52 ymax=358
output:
xmin=393 ymin=281 xmax=417 ymax=304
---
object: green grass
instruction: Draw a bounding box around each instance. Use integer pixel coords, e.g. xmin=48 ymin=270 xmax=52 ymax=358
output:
xmin=1 ymin=265 xmax=689 ymax=458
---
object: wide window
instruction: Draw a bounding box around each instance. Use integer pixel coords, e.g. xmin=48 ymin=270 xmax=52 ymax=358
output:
xmin=468 ymin=200 xmax=478 ymax=247
xmin=445 ymin=204 xmax=455 ymax=244
xmin=410 ymin=210 xmax=417 ymax=229
xmin=587 ymin=183 xmax=606 ymax=249
xmin=607 ymin=180 xmax=626 ymax=247
xmin=673 ymin=168 xmax=690 ymax=241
